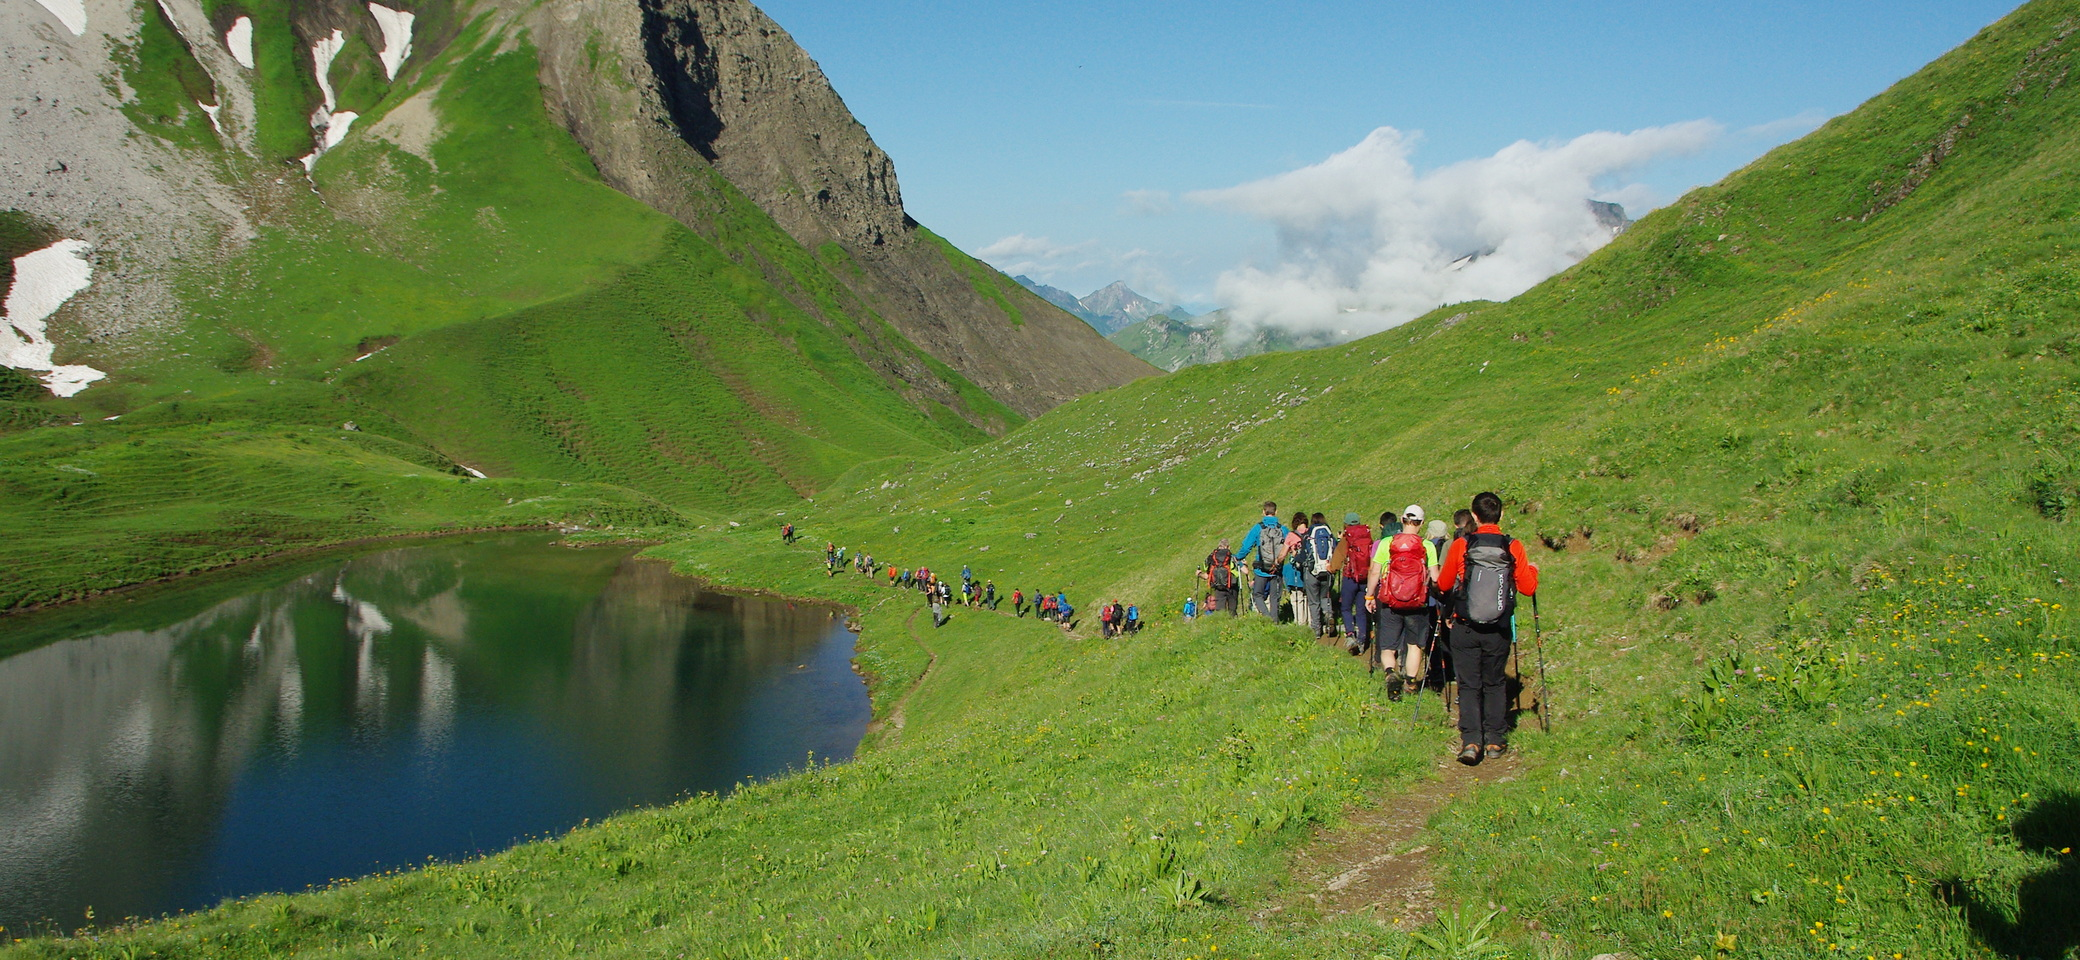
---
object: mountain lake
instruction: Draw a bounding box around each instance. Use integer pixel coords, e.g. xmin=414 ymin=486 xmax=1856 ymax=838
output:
xmin=0 ymin=533 xmax=870 ymax=930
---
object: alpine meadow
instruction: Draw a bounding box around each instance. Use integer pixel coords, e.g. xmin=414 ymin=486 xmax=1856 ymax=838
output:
xmin=3 ymin=0 xmax=2079 ymax=959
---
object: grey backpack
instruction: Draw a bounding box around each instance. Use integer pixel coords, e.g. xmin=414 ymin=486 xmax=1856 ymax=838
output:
xmin=1459 ymin=533 xmax=1517 ymax=625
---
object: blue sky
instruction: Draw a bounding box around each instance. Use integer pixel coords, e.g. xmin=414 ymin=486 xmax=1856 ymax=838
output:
xmin=760 ymin=0 xmax=2021 ymax=314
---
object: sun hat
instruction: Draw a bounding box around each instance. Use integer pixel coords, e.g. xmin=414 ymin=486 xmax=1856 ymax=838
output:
xmin=1402 ymin=504 xmax=1426 ymax=524
xmin=1344 ymin=512 xmax=1361 ymax=525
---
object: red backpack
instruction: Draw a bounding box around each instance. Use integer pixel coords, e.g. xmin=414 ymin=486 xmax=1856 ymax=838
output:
xmin=1377 ymin=533 xmax=1429 ymax=610
xmin=1341 ymin=524 xmax=1374 ymax=581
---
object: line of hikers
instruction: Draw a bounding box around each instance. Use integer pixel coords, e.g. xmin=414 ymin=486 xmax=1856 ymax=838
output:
xmin=1203 ymin=492 xmax=1538 ymax=764
xmin=810 ymin=538 xmax=1144 ymax=635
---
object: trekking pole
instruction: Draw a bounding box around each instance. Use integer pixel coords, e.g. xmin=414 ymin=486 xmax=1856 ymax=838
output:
xmin=1532 ymin=593 xmax=1551 ymax=734
xmin=1412 ymin=612 xmax=1437 ymax=722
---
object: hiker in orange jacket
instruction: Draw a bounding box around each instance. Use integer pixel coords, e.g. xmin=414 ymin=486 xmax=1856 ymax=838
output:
xmin=1433 ymin=491 xmax=1538 ymax=765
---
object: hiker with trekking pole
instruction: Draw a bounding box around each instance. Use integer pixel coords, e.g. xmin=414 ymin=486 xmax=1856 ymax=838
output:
xmin=1235 ymin=502 xmax=1290 ymax=620
xmin=1433 ymin=492 xmax=1539 ymax=764
xmin=1365 ymin=505 xmax=1440 ymax=703
xmin=1204 ymin=539 xmax=1241 ymax=617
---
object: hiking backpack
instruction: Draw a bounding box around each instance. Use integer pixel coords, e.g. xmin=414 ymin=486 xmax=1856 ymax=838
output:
xmin=1459 ymin=533 xmax=1518 ymax=625
xmin=1252 ymin=524 xmax=1284 ymax=575
xmin=1379 ymin=533 xmax=1430 ymax=610
xmin=1309 ymin=525 xmax=1336 ymax=579
xmin=1209 ymin=549 xmax=1238 ymax=591
xmin=1342 ymin=525 xmax=1374 ymax=581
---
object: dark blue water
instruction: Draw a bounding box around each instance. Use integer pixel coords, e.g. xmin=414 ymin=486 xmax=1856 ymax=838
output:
xmin=0 ymin=534 xmax=869 ymax=929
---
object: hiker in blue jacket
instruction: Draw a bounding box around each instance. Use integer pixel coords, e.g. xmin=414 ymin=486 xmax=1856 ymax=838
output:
xmin=1234 ymin=501 xmax=1289 ymax=620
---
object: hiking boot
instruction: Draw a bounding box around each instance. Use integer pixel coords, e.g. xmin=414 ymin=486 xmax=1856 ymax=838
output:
xmin=1457 ymin=743 xmax=1481 ymax=765
xmin=1485 ymin=743 xmax=1508 ymax=759
xmin=1386 ymin=673 xmax=1404 ymax=702
xmin=1346 ymin=640 xmax=1362 ymax=656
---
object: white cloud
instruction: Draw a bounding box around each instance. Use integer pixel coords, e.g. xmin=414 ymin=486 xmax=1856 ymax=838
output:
xmin=1119 ymin=189 xmax=1173 ymax=217
xmin=976 ymin=234 xmax=1105 ymax=277
xmin=1188 ymin=120 xmax=1721 ymax=335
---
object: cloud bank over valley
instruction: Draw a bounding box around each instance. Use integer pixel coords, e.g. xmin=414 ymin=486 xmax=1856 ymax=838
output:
xmin=1188 ymin=120 xmax=1721 ymax=336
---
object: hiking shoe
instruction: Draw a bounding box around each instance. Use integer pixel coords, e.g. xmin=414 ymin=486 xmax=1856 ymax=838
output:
xmin=1485 ymin=743 xmax=1508 ymax=759
xmin=1346 ymin=641 xmax=1362 ymax=656
xmin=1456 ymin=744 xmax=1481 ymax=765
xmin=1386 ymin=674 xmax=1403 ymax=702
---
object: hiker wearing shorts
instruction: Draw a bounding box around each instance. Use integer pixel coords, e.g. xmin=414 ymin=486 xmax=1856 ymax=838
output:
xmin=1435 ymin=491 xmax=1539 ymax=764
xmin=1235 ymin=502 xmax=1290 ymax=620
xmin=1366 ymin=506 xmax=1439 ymax=701
xmin=1205 ymin=539 xmax=1242 ymax=616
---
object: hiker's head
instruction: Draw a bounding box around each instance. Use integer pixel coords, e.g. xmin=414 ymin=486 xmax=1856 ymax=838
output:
xmin=1401 ymin=504 xmax=1425 ymax=532
xmin=1379 ymin=511 xmax=1395 ymax=529
xmin=1262 ymin=500 xmax=1278 ymax=516
xmin=1310 ymin=512 xmax=1327 ymax=528
xmin=1218 ymin=538 xmax=1230 ymax=550
xmin=1291 ymin=512 xmax=1308 ymax=530
xmin=1345 ymin=512 xmax=1361 ymax=527
xmin=1453 ymin=509 xmax=1476 ymax=536
xmin=1426 ymin=519 xmax=1447 ymax=539
xmin=1472 ymin=491 xmax=1503 ymax=524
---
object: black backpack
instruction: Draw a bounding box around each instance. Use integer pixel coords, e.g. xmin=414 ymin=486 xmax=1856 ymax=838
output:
xmin=1459 ymin=533 xmax=1518 ymax=625
xmin=1209 ymin=549 xmax=1237 ymax=590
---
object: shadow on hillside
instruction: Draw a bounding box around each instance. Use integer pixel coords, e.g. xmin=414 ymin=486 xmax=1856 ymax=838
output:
xmin=1935 ymin=793 xmax=2080 ymax=960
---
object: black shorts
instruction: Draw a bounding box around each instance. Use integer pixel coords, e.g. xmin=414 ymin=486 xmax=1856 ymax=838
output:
xmin=1377 ymin=607 xmax=1431 ymax=652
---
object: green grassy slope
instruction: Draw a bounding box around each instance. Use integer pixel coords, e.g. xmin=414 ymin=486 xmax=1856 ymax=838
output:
xmin=11 ymin=2 xmax=2080 ymax=959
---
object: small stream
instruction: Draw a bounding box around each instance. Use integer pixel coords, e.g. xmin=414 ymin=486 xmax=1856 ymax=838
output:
xmin=0 ymin=533 xmax=869 ymax=929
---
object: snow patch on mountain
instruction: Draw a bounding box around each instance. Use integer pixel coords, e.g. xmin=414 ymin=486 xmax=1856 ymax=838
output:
xmin=368 ymin=4 xmax=415 ymax=80
xmin=300 ymin=30 xmax=357 ymax=171
xmin=31 ymin=0 xmax=85 ymax=36
xmin=225 ymin=16 xmax=253 ymax=69
xmin=2 ymin=240 xmax=106 ymax=397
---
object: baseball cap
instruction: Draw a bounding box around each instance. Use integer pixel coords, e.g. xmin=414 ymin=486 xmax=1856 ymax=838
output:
xmin=1401 ymin=504 xmax=1426 ymax=524
xmin=1344 ymin=512 xmax=1361 ymax=525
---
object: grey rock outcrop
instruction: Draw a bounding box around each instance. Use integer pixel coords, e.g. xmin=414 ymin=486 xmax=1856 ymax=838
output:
xmin=526 ymin=0 xmax=1154 ymax=417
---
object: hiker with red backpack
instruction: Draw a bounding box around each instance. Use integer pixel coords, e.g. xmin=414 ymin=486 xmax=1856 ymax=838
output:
xmin=1204 ymin=539 xmax=1241 ymax=617
xmin=1434 ymin=491 xmax=1539 ymax=764
xmin=1366 ymin=505 xmax=1440 ymax=702
xmin=1338 ymin=512 xmax=1375 ymax=658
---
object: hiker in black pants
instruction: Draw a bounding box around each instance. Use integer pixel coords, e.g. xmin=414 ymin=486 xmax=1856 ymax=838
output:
xmin=1204 ymin=539 xmax=1242 ymax=616
xmin=1434 ymin=492 xmax=1539 ymax=764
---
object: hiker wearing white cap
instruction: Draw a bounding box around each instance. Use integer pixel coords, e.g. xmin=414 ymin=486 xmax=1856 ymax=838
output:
xmin=1365 ymin=505 xmax=1440 ymax=701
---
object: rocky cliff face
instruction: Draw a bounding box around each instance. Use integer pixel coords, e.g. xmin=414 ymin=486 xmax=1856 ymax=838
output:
xmin=522 ymin=0 xmax=1152 ymax=417
xmin=5 ymin=0 xmax=1148 ymax=421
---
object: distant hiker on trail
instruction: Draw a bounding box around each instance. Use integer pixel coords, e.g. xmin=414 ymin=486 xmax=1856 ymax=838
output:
xmin=1099 ymin=602 xmax=1119 ymax=638
xmin=985 ymin=581 xmax=998 ymax=610
xmin=1236 ymin=503 xmax=1289 ymax=620
xmin=1435 ymin=491 xmax=1539 ymax=764
xmin=1339 ymin=512 xmax=1375 ymax=657
xmin=1013 ymin=588 xmax=1026 ymax=617
xmin=1056 ymin=592 xmax=1075 ymax=627
xmin=1306 ymin=511 xmax=1337 ymax=639
xmin=1283 ymin=513 xmax=1310 ymax=627
xmin=931 ymin=584 xmax=949 ymax=628
xmin=1204 ymin=539 xmax=1241 ymax=617
xmin=1367 ymin=505 xmax=1440 ymax=702
xmin=1125 ymin=603 xmax=1141 ymax=634
xmin=962 ymin=565 xmax=972 ymax=585
xmin=782 ymin=522 xmax=795 ymax=544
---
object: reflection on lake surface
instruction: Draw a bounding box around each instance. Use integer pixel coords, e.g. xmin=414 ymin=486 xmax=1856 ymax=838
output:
xmin=0 ymin=534 xmax=868 ymax=929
